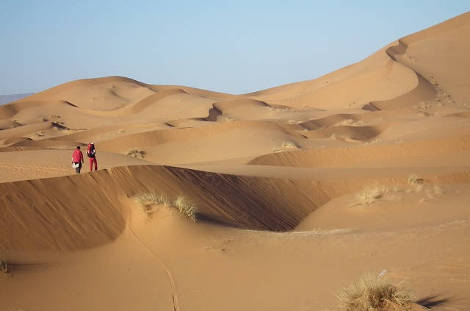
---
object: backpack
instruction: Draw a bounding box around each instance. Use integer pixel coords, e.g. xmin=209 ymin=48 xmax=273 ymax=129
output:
xmin=87 ymin=144 xmax=95 ymax=158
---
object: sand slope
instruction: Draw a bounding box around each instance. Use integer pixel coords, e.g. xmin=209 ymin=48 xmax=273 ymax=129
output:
xmin=1 ymin=11 xmax=470 ymax=311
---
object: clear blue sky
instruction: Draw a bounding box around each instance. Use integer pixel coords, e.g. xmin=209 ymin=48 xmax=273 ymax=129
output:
xmin=1 ymin=0 xmax=469 ymax=95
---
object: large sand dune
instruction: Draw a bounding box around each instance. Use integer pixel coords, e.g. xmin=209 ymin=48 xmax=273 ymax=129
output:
xmin=1 ymin=12 xmax=470 ymax=311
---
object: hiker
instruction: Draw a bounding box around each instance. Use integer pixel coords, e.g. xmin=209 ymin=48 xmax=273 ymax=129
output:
xmin=72 ymin=146 xmax=84 ymax=174
xmin=87 ymin=142 xmax=98 ymax=172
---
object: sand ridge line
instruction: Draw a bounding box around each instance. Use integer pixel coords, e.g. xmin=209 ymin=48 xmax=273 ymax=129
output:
xmin=0 ymin=163 xmax=70 ymax=172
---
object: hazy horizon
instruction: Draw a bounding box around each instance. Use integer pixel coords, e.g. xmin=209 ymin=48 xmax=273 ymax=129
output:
xmin=1 ymin=0 xmax=469 ymax=95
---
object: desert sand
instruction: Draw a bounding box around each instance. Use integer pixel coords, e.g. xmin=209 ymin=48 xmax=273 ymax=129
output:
xmin=1 ymin=12 xmax=470 ymax=311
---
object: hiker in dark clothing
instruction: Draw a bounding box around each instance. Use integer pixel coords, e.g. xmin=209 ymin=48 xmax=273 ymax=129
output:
xmin=87 ymin=142 xmax=98 ymax=172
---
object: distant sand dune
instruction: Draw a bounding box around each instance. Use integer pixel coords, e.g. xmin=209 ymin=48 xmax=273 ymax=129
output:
xmin=247 ymin=45 xmax=418 ymax=110
xmin=249 ymin=135 xmax=470 ymax=168
xmin=15 ymin=76 xmax=156 ymax=111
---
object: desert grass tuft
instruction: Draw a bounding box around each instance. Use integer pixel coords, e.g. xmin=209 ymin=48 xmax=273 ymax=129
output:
xmin=353 ymin=186 xmax=388 ymax=206
xmin=337 ymin=273 xmax=413 ymax=311
xmin=407 ymin=174 xmax=425 ymax=193
xmin=127 ymin=149 xmax=146 ymax=159
xmin=433 ymin=184 xmax=443 ymax=195
xmin=334 ymin=119 xmax=365 ymax=127
xmin=134 ymin=193 xmax=198 ymax=222
xmin=174 ymin=196 xmax=198 ymax=222
xmin=135 ymin=192 xmax=171 ymax=205
xmin=0 ymin=259 xmax=9 ymax=275
xmin=134 ymin=192 xmax=170 ymax=216
xmin=407 ymin=174 xmax=424 ymax=186
xmin=273 ymin=140 xmax=299 ymax=153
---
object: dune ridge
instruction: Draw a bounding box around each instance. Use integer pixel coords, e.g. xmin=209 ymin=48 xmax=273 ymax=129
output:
xmin=0 ymin=165 xmax=317 ymax=251
xmin=2 ymin=160 xmax=470 ymax=253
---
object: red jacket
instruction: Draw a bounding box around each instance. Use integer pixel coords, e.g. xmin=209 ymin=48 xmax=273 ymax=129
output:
xmin=72 ymin=149 xmax=83 ymax=163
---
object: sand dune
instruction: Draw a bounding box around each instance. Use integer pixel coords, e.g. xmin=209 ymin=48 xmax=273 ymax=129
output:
xmin=94 ymin=120 xmax=307 ymax=164
xmin=15 ymin=76 xmax=156 ymax=110
xmin=0 ymin=164 xmax=315 ymax=252
xmin=6 ymin=160 xmax=469 ymax=252
xmin=1 ymin=11 xmax=470 ymax=311
xmin=247 ymin=44 xmax=418 ymax=110
xmin=247 ymin=12 xmax=470 ymax=112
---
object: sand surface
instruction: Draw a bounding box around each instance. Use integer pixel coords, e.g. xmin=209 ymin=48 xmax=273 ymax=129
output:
xmin=1 ymin=12 xmax=470 ymax=311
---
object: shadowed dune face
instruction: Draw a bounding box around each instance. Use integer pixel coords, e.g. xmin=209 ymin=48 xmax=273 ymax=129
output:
xmin=0 ymin=172 xmax=127 ymax=251
xmin=0 ymin=163 xmax=328 ymax=251
xmin=1 ymin=12 xmax=470 ymax=311
xmin=4 ymin=162 xmax=469 ymax=252
xmin=0 ymin=165 xmax=317 ymax=251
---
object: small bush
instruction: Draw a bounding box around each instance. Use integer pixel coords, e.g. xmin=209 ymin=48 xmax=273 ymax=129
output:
xmin=407 ymin=175 xmax=425 ymax=193
xmin=127 ymin=149 xmax=146 ymax=159
xmin=0 ymin=259 xmax=9 ymax=275
xmin=407 ymin=174 xmax=424 ymax=186
xmin=433 ymin=185 xmax=443 ymax=195
xmin=353 ymin=186 xmax=388 ymax=206
xmin=174 ymin=196 xmax=198 ymax=222
xmin=287 ymin=119 xmax=302 ymax=125
xmin=273 ymin=140 xmax=299 ymax=153
xmin=334 ymin=119 xmax=365 ymax=127
xmin=337 ymin=273 xmax=413 ymax=311
xmin=134 ymin=192 xmax=170 ymax=216
xmin=134 ymin=193 xmax=198 ymax=222
xmin=135 ymin=192 xmax=170 ymax=206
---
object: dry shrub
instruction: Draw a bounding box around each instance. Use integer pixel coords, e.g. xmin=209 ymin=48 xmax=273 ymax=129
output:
xmin=0 ymin=259 xmax=9 ymax=275
xmin=134 ymin=193 xmax=198 ymax=222
xmin=407 ymin=174 xmax=426 ymax=193
xmin=273 ymin=140 xmax=299 ymax=153
xmin=353 ymin=186 xmax=388 ymax=206
xmin=174 ymin=196 xmax=198 ymax=222
xmin=135 ymin=192 xmax=171 ymax=206
xmin=432 ymin=185 xmax=443 ymax=195
xmin=335 ymin=119 xmax=365 ymax=127
xmin=287 ymin=119 xmax=302 ymax=125
xmin=337 ymin=273 xmax=413 ymax=311
xmin=127 ymin=149 xmax=146 ymax=159
xmin=408 ymin=174 xmax=424 ymax=185
xmin=267 ymin=105 xmax=289 ymax=112
xmin=134 ymin=192 xmax=170 ymax=216
xmin=221 ymin=116 xmax=235 ymax=122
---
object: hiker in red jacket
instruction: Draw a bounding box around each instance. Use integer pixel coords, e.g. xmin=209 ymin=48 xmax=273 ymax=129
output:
xmin=87 ymin=142 xmax=98 ymax=172
xmin=72 ymin=146 xmax=84 ymax=174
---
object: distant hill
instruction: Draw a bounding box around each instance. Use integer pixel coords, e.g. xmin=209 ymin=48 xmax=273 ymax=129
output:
xmin=0 ymin=93 xmax=33 ymax=105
